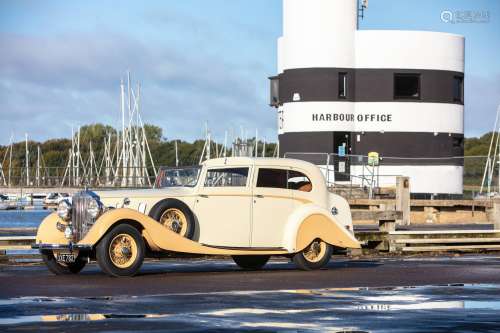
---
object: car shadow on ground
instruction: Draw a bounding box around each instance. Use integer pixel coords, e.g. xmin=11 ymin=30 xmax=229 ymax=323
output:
xmin=119 ymin=258 xmax=386 ymax=277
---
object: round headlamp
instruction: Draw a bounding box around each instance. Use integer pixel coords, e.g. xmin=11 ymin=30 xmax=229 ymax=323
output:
xmin=57 ymin=200 xmax=72 ymax=221
xmin=86 ymin=198 xmax=102 ymax=219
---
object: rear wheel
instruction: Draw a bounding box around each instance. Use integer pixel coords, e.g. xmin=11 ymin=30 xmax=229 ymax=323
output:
xmin=292 ymin=239 xmax=333 ymax=270
xmin=96 ymin=224 xmax=145 ymax=277
xmin=232 ymin=255 xmax=270 ymax=270
xmin=41 ymin=250 xmax=86 ymax=275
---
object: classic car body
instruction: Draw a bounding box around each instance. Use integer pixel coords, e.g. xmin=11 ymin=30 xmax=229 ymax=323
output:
xmin=33 ymin=157 xmax=360 ymax=277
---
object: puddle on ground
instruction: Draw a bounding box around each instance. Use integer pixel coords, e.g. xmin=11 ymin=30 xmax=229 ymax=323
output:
xmin=1 ymin=284 xmax=500 ymax=332
xmin=0 ymin=313 xmax=169 ymax=325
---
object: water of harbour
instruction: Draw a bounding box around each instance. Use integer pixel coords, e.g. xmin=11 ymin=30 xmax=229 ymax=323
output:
xmin=0 ymin=210 xmax=50 ymax=229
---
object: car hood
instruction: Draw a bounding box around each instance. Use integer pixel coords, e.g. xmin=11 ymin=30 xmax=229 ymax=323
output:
xmin=94 ymin=187 xmax=196 ymax=200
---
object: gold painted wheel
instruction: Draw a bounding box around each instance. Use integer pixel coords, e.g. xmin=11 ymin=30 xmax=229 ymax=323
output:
xmin=108 ymin=233 xmax=138 ymax=269
xmin=160 ymin=208 xmax=188 ymax=236
xmin=302 ymin=240 xmax=327 ymax=263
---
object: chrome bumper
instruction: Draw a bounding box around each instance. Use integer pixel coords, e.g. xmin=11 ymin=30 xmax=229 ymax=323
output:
xmin=31 ymin=243 xmax=93 ymax=251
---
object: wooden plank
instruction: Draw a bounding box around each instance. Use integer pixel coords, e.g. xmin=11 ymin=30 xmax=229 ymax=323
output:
xmin=402 ymin=244 xmax=500 ymax=252
xmin=390 ymin=230 xmax=500 ymax=235
xmin=0 ymin=245 xmax=32 ymax=250
xmin=348 ymin=198 xmax=493 ymax=208
xmin=395 ymin=238 xmax=500 ymax=244
xmin=0 ymin=236 xmax=36 ymax=241
xmin=351 ymin=210 xmax=402 ymax=221
xmin=0 ymin=228 xmax=37 ymax=232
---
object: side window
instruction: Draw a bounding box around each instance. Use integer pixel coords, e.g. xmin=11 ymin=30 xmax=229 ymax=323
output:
xmin=394 ymin=73 xmax=420 ymax=99
xmin=204 ymin=168 xmax=248 ymax=187
xmin=256 ymin=168 xmax=312 ymax=192
xmin=257 ymin=168 xmax=288 ymax=189
xmin=453 ymin=76 xmax=464 ymax=103
xmin=287 ymin=170 xmax=312 ymax=192
xmin=338 ymin=72 xmax=347 ymax=99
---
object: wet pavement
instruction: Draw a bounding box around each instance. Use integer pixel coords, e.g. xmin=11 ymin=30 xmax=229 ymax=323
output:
xmin=1 ymin=256 xmax=500 ymax=332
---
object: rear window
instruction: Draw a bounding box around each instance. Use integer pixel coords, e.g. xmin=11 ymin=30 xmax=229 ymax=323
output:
xmin=257 ymin=168 xmax=288 ymax=189
xmin=257 ymin=168 xmax=312 ymax=192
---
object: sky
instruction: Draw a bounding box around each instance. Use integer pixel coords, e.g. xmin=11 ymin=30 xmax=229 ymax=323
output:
xmin=0 ymin=0 xmax=499 ymax=145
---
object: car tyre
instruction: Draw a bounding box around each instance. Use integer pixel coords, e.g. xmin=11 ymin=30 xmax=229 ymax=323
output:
xmin=232 ymin=255 xmax=270 ymax=270
xmin=149 ymin=199 xmax=195 ymax=239
xmin=41 ymin=250 xmax=86 ymax=275
xmin=292 ymin=239 xmax=333 ymax=270
xmin=96 ymin=224 xmax=145 ymax=277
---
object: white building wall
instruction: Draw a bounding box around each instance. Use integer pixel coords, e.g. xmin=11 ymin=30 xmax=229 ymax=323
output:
xmin=355 ymin=30 xmax=465 ymax=72
xmin=349 ymin=165 xmax=464 ymax=194
xmin=281 ymin=0 xmax=357 ymax=70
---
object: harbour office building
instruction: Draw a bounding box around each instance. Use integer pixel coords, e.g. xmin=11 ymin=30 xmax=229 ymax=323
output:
xmin=270 ymin=0 xmax=465 ymax=196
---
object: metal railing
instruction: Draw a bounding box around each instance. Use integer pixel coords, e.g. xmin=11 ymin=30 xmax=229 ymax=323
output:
xmin=283 ymin=152 xmax=492 ymax=199
xmin=0 ymin=166 xmax=157 ymax=189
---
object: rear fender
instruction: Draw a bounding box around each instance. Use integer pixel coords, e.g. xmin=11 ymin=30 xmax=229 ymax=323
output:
xmin=282 ymin=204 xmax=361 ymax=252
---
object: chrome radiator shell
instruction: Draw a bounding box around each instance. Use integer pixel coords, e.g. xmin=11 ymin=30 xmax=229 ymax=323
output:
xmin=71 ymin=192 xmax=96 ymax=242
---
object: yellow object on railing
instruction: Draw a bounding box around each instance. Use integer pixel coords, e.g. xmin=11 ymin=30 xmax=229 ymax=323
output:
xmin=368 ymin=152 xmax=380 ymax=166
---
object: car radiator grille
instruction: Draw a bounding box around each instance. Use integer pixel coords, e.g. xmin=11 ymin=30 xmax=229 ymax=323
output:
xmin=71 ymin=192 xmax=94 ymax=242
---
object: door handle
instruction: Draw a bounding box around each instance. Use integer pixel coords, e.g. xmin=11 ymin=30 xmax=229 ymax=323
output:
xmin=255 ymin=195 xmax=264 ymax=198
xmin=198 ymin=194 xmax=209 ymax=198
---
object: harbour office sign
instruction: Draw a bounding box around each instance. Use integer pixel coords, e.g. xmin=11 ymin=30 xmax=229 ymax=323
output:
xmin=280 ymin=103 xmax=463 ymax=134
xmin=312 ymin=113 xmax=393 ymax=122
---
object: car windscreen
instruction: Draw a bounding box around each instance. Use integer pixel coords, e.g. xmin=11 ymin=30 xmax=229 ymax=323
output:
xmin=155 ymin=166 xmax=201 ymax=188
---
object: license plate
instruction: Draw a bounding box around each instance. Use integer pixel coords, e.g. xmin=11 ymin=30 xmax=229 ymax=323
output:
xmin=56 ymin=253 xmax=76 ymax=263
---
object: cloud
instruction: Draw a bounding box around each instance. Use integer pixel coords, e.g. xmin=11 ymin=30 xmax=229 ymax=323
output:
xmin=0 ymin=30 xmax=277 ymax=145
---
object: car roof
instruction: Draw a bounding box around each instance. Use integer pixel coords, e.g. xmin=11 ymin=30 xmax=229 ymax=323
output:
xmin=202 ymin=157 xmax=317 ymax=171
xmin=202 ymin=157 xmax=327 ymax=192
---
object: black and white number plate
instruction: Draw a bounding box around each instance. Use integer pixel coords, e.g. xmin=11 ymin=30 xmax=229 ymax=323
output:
xmin=56 ymin=253 xmax=76 ymax=263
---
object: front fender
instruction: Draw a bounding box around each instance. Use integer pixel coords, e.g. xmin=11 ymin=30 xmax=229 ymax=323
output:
xmin=35 ymin=212 xmax=67 ymax=245
xmin=79 ymin=208 xmax=161 ymax=248
xmin=282 ymin=204 xmax=360 ymax=252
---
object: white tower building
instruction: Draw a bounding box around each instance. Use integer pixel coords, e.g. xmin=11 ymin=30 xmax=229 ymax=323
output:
xmin=270 ymin=0 xmax=465 ymax=196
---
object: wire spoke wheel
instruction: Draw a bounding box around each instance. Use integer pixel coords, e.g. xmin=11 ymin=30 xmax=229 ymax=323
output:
xmin=302 ymin=240 xmax=328 ymax=263
xmin=108 ymin=233 xmax=138 ymax=269
xmin=160 ymin=208 xmax=188 ymax=236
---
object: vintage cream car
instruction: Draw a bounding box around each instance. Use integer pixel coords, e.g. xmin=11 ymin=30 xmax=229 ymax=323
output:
xmin=33 ymin=157 xmax=360 ymax=277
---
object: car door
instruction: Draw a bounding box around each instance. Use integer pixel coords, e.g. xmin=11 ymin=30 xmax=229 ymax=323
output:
xmin=193 ymin=167 xmax=252 ymax=247
xmin=251 ymin=167 xmax=295 ymax=248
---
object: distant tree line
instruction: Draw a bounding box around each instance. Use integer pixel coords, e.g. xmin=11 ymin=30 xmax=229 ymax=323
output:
xmin=0 ymin=125 xmax=494 ymax=179
xmin=0 ymin=123 xmax=277 ymax=172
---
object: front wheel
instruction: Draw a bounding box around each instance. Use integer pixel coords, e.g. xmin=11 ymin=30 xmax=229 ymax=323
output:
xmin=41 ymin=250 xmax=86 ymax=275
xmin=232 ymin=255 xmax=270 ymax=270
xmin=150 ymin=199 xmax=195 ymax=239
xmin=292 ymin=239 xmax=333 ymax=270
xmin=96 ymin=224 xmax=145 ymax=277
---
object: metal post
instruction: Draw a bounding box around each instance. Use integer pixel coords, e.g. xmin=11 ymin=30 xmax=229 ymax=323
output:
xmin=175 ymin=140 xmax=179 ymax=167
xmin=36 ymin=145 xmax=40 ymax=187
xmin=8 ymin=135 xmax=12 ymax=187
xmin=396 ymin=176 xmax=411 ymax=226
xmin=25 ymin=133 xmax=29 ymax=186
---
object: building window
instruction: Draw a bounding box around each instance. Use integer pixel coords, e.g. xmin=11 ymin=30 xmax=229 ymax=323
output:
xmin=204 ymin=168 xmax=248 ymax=187
xmin=394 ymin=74 xmax=420 ymax=99
xmin=338 ymin=72 xmax=347 ymax=99
xmin=453 ymin=136 xmax=463 ymax=148
xmin=269 ymin=76 xmax=280 ymax=107
xmin=453 ymin=76 xmax=464 ymax=103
